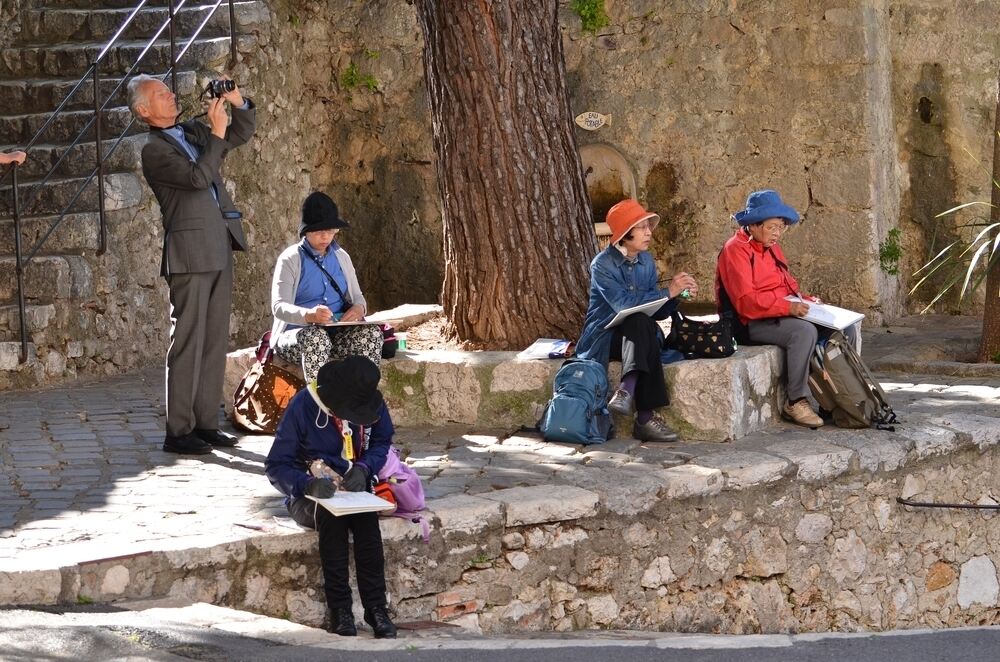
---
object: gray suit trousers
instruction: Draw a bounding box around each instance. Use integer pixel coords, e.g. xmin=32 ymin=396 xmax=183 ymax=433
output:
xmin=164 ymin=253 xmax=233 ymax=437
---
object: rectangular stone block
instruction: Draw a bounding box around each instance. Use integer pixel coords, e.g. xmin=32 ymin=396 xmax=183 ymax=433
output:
xmin=429 ymin=494 xmax=503 ymax=536
xmin=481 ymin=485 xmax=599 ymax=526
xmin=0 ymin=569 xmax=63 ymax=605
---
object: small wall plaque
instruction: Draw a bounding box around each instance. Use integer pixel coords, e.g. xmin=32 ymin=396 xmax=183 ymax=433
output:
xmin=574 ymin=111 xmax=612 ymax=131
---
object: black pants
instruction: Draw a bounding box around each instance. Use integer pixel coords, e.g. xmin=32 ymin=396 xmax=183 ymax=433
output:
xmin=288 ymin=497 xmax=388 ymax=611
xmin=609 ymin=313 xmax=669 ymax=411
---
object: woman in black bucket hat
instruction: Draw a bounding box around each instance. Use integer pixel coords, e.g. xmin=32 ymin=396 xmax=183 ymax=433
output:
xmin=265 ymin=355 xmax=398 ymax=638
xmin=269 ymin=191 xmax=384 ymax=382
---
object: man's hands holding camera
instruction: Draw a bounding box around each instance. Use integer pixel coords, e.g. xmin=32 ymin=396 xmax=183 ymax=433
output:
xmin=206 ymin=76 xmax=244 ymax=140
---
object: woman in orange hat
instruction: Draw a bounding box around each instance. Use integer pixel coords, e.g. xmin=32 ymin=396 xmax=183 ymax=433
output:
xmin=575 ymin=199 xmax=698 ymax=442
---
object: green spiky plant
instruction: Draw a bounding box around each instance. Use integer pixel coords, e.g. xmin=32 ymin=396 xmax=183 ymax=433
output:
xmin=910 ymin=132 xmax=1000 ymax=363
xmin=910 ymin=200 xmax=999 ymax=313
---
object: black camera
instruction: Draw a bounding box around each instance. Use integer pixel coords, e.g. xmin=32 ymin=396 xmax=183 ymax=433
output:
xmin=205 ymin=79 xmax=236 ymax=98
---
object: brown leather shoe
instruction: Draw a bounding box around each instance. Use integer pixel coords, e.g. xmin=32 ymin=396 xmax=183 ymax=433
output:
xmin=607 ymin=388 xmax=634 ymax=416
xmin=633 ymin=416 xmax=679 ymax=442
xmin=783 ymin=400 xmax=824 ymax=428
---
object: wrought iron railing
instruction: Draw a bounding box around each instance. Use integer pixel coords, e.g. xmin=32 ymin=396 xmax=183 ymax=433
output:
xmin=1 ymin=0 xmax=237 ymax=362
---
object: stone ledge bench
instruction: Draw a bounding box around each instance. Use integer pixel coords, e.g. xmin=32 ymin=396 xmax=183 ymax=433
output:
xmin=225 ymin=343 xmax=784 ymax=442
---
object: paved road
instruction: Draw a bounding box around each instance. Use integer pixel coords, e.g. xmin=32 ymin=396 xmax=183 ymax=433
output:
xmin=3 ymin=606 xmax=1000 ymax=662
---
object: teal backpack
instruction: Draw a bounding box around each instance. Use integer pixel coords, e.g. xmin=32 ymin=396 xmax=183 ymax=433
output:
xmin=540 ymin=358 xmax=613 ymax=445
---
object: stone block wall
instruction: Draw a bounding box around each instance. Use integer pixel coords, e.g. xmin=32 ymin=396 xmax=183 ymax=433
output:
xmin=41 ymin=441 xmax=1000 ymax=634
xmin=5 ymin=0 xmax=1000 ymax=390
xmin=223 ymin=345 xmax=784 ymax=442
xmin=260 ymin=447 xmax=1000 ymax=631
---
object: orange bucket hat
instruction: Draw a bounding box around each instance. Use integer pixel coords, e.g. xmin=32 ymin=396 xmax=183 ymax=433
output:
xmin=606 ymin=199 xmax=660 ymax=244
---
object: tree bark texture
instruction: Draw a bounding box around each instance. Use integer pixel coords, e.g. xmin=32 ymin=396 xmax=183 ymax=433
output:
xmin=980 ymin=67 xmax=1000 ymax=363
xmin=415 ymin=0 xmax=598 ymax=349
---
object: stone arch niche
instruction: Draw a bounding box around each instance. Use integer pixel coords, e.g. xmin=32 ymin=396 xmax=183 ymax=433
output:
xmin=579 ymin=143 xmax=636 ymax=248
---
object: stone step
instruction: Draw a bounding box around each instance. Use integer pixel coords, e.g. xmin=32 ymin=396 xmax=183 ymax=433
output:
xmin=0 ymin=72 xmax=196 ymax=115
xmin=0 ymin=107 xmax=137 ymax=147
xmin=0 ymin=254 xmax=94 ymax=304
xmin=0 ymin=171 xmax=143 ymax=217
xmin=0 ymin=36 xmax=232 ymax=78
xmin=20 ymin=2 xmax=264 ymax=46
xmin=0 ymin=135 xmax=143 ymax=181
xmin=0 ymin=212 xmax=102 ymax=255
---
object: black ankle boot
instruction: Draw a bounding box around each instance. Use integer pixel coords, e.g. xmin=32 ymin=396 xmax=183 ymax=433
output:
xmin=328 ymin=607 xmax=357 ymax=636
xmin=364 ymin=605 xmax=397 ymax=638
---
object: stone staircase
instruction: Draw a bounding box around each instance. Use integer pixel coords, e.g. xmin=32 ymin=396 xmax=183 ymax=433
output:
xmin=0 ymin=0 xmax=265 ymax=387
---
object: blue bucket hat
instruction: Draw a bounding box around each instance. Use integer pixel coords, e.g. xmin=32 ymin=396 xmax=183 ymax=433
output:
xmin=731 ymin=190 xmax=801 ymax=226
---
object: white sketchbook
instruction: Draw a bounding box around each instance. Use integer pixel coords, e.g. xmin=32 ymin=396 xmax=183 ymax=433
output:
xmin=784 ymin=296 xmax=865 ymax=330
xmin=604 ymin=296 xmax=671 ymax=330
xmin=317 ymin=320 xmax=380 ymax=327
xmin=517 ymin=338 xmax=574 ymax=360
xmin=306 ymin=491 xmax=395 ymax=516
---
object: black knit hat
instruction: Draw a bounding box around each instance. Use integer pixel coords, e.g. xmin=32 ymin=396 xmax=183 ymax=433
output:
xmin=299 ymin=191 xmax=350 ymax=237
xmin=315 ymin=356 xmax=384 ymax=425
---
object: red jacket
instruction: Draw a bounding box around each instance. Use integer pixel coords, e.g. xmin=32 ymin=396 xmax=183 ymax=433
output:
xmin=716 ymin=229 xmax=802 ymax=324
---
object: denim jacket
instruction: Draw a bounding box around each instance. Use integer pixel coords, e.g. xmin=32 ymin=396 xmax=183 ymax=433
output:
xmin=575 ymin=245 xmax=677 ymax=366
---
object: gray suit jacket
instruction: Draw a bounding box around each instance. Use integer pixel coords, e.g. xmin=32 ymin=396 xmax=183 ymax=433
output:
xmin=141 ymin=100 xmax=257 ymax=276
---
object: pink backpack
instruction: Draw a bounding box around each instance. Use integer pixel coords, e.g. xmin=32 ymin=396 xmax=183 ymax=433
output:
xmin=377 ymin=446 xmax=429 ymax=542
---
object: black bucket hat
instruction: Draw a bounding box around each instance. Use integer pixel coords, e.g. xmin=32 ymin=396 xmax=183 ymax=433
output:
xmin=315 ymin=356 xmax=384 ymax=425
xmin=299 ymin=191 xmax=351 ymax=237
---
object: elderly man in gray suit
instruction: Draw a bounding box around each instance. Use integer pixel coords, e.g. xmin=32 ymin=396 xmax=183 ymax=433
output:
xmin=128 ymin=74 xmax=256 ymax=454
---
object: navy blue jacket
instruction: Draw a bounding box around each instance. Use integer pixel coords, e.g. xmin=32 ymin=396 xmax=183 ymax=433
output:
xmin=265 ymin=389 xmax=393 ymax=501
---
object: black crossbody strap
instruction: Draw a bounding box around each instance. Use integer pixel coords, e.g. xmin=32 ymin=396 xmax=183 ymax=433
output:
xmin=301 ymin=246 xmax=353 ymax=306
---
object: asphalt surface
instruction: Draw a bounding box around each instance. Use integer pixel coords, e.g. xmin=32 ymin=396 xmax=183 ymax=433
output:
xmin=3 ymin=606 xmax=1000 ymax=662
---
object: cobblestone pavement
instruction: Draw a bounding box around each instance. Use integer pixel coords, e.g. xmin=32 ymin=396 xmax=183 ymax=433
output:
xmin=0 ymin=316 xmax=997 ymax=572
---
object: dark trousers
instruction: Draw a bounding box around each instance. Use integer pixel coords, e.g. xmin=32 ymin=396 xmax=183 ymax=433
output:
xmin=610 ymin=313 xmax=669 ymax=411
xmin=164 ymin=255 xmax=233 ymax=437
xmin=288 ymin=497 xmax=388 ymax=611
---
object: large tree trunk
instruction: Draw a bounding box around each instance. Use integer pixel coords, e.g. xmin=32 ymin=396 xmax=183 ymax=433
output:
xmin=415 ymin=0 xmax=598 ymax=349
xmin=980 ymin=67 xmax=1000 ymax=363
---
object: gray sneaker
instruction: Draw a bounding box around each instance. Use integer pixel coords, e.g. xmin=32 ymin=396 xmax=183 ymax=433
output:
xmin=633 ymin=416 xmax=679 ymax=442
xmin=607 ymin=388 xmax=634 ymax=416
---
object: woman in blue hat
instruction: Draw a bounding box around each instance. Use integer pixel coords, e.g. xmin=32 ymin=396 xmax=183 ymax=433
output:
xmin=715 ymin=190 xmax=860 ymax=428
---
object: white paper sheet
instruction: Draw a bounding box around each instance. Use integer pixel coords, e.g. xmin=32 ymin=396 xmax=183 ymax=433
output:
xmin=784 ymin=296 xmax=865 ymax=330
xmin=603 ymin=296 xmax=671 ymax=330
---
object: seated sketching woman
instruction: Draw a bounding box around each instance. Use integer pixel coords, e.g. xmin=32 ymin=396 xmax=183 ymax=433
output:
xmin=270 ymin=191 xmax=383 ymax=382
xmin=715 ymin=189 xmax=861 ymax=429
xmin=576 ymin=199 xmax=699 ymax=442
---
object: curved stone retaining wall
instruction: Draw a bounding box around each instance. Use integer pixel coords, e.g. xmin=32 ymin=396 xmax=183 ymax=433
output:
xmin=12 ymin=419 xmax=1000 ymax=635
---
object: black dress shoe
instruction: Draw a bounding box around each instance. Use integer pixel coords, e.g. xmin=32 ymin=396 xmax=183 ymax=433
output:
xmin=194 ymin=429 xmax=239 ymax=447
xmin=328 ymin=607 xmax=357 ymax=636
xmin=162 ymin=433 xmax=213 ymax=455
xmin=364 ymin=606 xmax=397 ymax=639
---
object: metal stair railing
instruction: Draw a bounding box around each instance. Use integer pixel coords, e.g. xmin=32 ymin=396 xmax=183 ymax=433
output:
xmin=1 ymin=0 xmax=237 ymax=363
